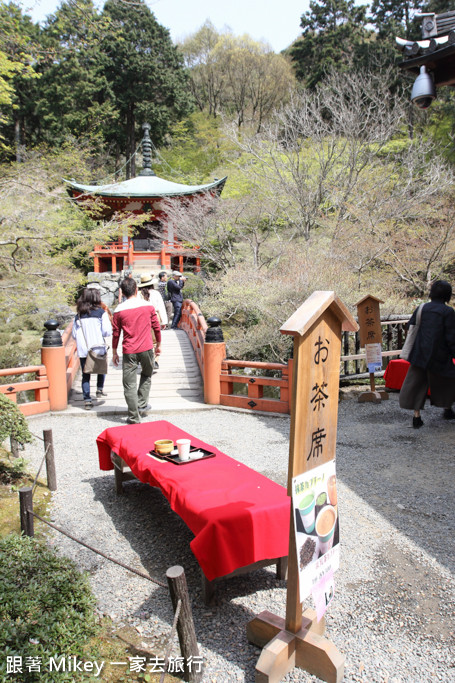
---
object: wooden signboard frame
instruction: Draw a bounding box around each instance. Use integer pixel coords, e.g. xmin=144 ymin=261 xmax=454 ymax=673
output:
xmin=355 ymin=295 xmax=388 ymax=403
xmin=247 ymin=291 xmax=358 ymax=683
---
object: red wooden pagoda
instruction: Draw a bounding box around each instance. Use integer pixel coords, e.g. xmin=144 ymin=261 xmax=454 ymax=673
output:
xmin=65 ymin=123 xmax=227 ymax=274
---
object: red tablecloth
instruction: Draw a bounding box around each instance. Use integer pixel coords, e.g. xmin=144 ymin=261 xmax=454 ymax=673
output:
xmin=383 ymin=359 xmax=410 ymax=390
xmin=96 ymin=421 xmax=290 ymax=581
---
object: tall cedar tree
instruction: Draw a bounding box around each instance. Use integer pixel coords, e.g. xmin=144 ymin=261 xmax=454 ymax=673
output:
xmin=369 ymin=0 xmax=424 ymax=39
xmin=0 ymin=1 xmax=40 ymax=158
xmin=100 ymin=0 xmax=193 ymax=177
xmin=31 ymin=0 xmax=117 ymax=150
xmin=290 ymin=0 xmax=370 ymax=89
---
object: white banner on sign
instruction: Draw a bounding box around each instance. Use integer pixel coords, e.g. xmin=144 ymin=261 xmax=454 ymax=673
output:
xmin=365 ymin=342 xmax=382 ymax=373
xmin=291 ymin=460 xmax=340 ymax=606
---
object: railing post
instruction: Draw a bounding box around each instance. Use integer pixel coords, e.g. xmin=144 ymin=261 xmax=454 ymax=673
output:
xmin=220 ymin=361 xmax=234 ymax=397
xmin=247 ymin=379 xmax=263 ymax=401
xmin=19 ymin=487 xmax=34 ymax=537
xmin=41 ymin=320 xmax=68 ymax=411
xmin=43 ymin=429 xmax=57 ymax=491
xmin=203 ymin=317 xmax=226 ymax=405
xmin=166 ymin=566 xmax=202 ymax=683
xmin=35 ymin=365 xmax=49 ymax=403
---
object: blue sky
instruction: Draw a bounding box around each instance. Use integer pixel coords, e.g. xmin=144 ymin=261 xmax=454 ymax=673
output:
xmin=18 ymin=0 xmax=308 ymax=53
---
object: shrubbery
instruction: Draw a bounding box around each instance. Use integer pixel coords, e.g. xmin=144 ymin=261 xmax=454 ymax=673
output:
xmin=0 ymin=394 xmax=33 ymax=447
xmin=0 ymin=330 xmax=41 ymax=380
xmin=0 ymin=535 xmax=99 ymax=682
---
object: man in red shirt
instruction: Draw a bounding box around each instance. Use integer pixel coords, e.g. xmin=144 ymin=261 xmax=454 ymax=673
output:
xmin=112 ymin=278 xmax=162 ymax=423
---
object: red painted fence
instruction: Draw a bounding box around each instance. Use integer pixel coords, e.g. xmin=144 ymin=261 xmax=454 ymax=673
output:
xmin=1 ymin=302 xmax=407 ymax=417
xmin=0 ymin=321 xmax=79 ymax=416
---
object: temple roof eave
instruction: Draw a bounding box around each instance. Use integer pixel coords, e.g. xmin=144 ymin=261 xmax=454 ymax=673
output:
xmin=395 ymin=31 xmax=455 ymax=84
xmin=64 ymin=175 xmax=227 ymax=199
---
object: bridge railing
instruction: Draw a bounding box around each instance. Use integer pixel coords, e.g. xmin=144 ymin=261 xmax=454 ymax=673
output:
xmin=1 ymin=321 xmax=79 ymax=416
xmin=61 ymin=322 xmax=79 ymax=394
xmin=181 ymin=302 xmax=408 ymax=415
xmin=180 ymin=300 xmax=207 ymax=375
xmin=220 ymin=359 xmax=292 ymax=414
xmin=0 ymin=365 xmax=50 ymax=416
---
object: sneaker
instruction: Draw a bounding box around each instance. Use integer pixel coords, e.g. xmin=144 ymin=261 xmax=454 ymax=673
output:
xmin=443 ymin=408 xmax=455 ymax=420
xmin=412 ymin=416 xmax=424 ymax=429
xmin=96 ymin=389 xmax=107 ymax=398
xmin=139 ymin=404 xmax=152 ymax=417
xmin=84 ymin=400 xmax=93 ymax=410
xmin=126 ymin=418 xmax=140 ymax=424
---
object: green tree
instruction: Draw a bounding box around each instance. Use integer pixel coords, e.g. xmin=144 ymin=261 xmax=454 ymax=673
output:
xmin=212 ymin=34 xmax=296 ymax=130
xmin=290 ymin=0 xmax=370 ymax=88
xmin=0 ymin=145 xmax=129 ymax=322
xmin=369 ymin=0 xmax=423 ymax=39
xmin=0 ymin=1 xmax=40 ymax=158
xmin=153 ymin=111 xmax=232 ymax=183
xmin=179 ymin=21 xmax=225 ymax=117
xmin=180 ymin=25 xmax=296 ymax=130
xmin=32 ymin=0 xmax=118 ymax=153
xmin=100 ymin=0 xmax=193 ymax=177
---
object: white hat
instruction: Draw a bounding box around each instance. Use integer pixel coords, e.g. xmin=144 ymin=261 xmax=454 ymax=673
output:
xmin=138 ymin=274 xmax=155 ymax=288
xmin=172 ymin=271 xmax=182 ymax=277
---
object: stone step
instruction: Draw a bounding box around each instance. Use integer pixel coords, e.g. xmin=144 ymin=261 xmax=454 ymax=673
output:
xmin=68 ymin=328 xmax=205 ymax=412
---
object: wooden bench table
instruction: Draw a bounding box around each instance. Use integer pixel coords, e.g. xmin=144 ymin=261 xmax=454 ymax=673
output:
xmin=96 ymin=420 xmax=290 ymax=603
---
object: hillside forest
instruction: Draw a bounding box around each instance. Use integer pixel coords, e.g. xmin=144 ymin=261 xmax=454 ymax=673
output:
xmin=2 ymin=0 xmax=455 ymax=364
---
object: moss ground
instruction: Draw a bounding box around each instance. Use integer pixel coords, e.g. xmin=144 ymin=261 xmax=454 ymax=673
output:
xmin=0 ymin=448 xmax=180 ymax=683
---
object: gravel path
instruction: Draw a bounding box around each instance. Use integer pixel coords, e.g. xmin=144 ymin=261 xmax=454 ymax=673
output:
xmin=23 ymin=391 xmax=455 ymax=682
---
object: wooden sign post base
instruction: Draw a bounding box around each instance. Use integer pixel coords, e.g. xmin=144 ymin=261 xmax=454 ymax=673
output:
xmin=358 ymin=372 xmax=389 ymax=403
xmin=247 ymin=609 xmax=344 ymax=683
xmin=358 ymin=390 xmax=389 ymax=403
xmin=358 ymin=390 xmax=381 ymax=403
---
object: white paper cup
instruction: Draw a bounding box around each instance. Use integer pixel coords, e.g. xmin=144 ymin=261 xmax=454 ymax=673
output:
xmin=176 ymin=439 xmax=191 ymax=460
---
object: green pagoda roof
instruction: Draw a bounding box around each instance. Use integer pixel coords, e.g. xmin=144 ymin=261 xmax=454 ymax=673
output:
xmin=64 ymin=174 xmax=227 ymax=199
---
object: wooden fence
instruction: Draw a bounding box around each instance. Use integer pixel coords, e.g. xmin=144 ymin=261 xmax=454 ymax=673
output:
xmin=180 ymin=300 xmax=207 ymax=375
xmin=61 ymin=322 xmax=80 ymax=394
xmin=0 ymin=321 xmax=79 ymax=416
xmin=340 ymin=318 xmax=409 ymax=379
xmin=0 ymin=305 xmax=409 ymax=418
xmin=0 ymin=365 xmax=50 ymax=416
xmin=181 ymin=303 xmax=409 ymax=415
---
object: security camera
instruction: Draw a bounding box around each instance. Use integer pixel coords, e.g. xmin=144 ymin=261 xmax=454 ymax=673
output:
xmin=411 ymin=66 xmax=436 ymax=109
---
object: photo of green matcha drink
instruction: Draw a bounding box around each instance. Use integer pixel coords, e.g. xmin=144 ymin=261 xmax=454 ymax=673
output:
xmin=298 ymin=491 xmax=316 ymax=533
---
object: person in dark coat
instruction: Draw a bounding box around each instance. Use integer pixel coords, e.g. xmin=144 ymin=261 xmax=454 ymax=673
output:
xmin=399 ymin=280 xmax=455 ymax=428
xmin=167 ymin=271 xmax=186 ymax=329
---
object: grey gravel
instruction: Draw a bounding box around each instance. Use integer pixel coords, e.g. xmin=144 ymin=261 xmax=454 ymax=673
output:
xmin=22 ymin=390 xmax=455 ymax=682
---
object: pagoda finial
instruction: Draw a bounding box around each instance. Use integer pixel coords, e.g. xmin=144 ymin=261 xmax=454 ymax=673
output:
xmin=139 ymin=122 xmax=155 ymax=176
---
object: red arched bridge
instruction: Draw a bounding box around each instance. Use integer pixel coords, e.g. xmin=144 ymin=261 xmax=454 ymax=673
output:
xmin=0 ymin=301 xmax=408 ymax=417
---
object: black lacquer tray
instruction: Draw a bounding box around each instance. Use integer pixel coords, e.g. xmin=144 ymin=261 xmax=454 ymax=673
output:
xmin=148 ymin=446 xmax=216 ymax=465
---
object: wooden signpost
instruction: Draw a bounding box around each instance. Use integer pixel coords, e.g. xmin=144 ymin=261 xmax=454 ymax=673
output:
xmin=355 ymin=295 xmax=388 ymax=403
xmin=247 ymin=291 xmax=358 ymax=683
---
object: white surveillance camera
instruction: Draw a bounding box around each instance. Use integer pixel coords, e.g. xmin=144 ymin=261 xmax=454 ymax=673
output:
xmin=411 ymin=66 xmax=436 ymax=110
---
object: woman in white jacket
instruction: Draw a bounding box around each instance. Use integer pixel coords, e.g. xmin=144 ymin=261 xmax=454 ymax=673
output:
xmin=72 ymin=288 xmax=112 ymax=409
xmin=137 ymin=274 xmax=168 ymax=326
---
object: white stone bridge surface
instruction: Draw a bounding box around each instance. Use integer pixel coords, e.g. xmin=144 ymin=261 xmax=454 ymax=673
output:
xmin=68 ymin=328 xmax=206 ymax=415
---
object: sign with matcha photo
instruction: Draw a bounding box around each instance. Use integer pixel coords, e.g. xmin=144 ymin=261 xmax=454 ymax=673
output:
xmin=292 ymin=459 xmax=340 ymax=604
